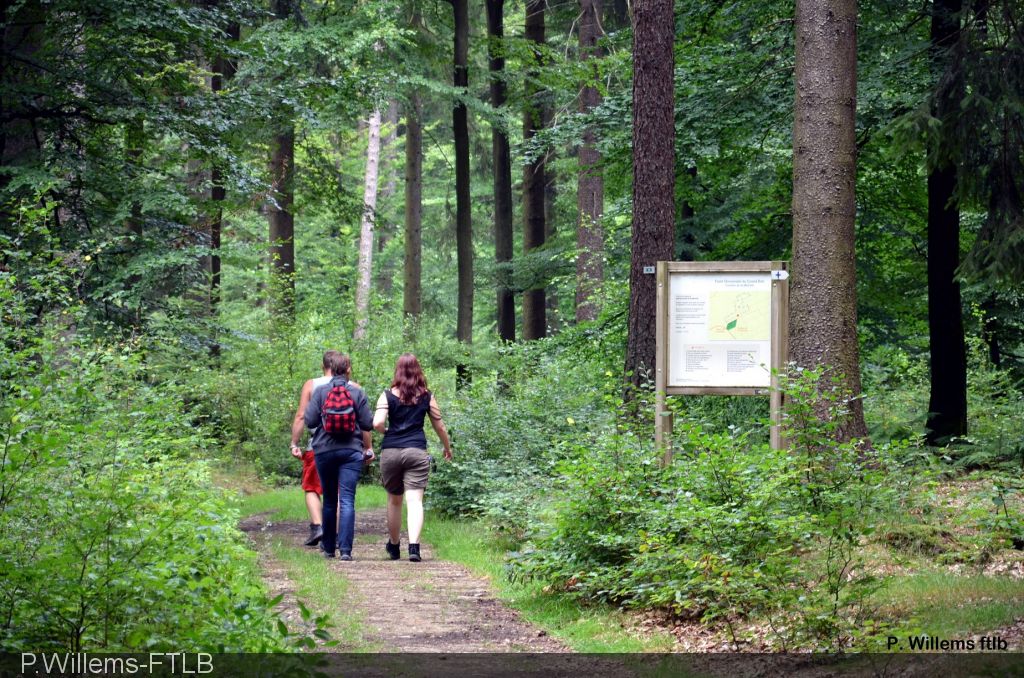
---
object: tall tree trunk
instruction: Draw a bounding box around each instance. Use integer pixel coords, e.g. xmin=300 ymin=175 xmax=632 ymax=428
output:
xmin=487 ymin=0 xmax=515 ymax=342
xmin=404 ymin=93 xmax=423 ymax=319
xmin=545 ymin=148 xmax=559 ymax=332
xmin=625 ymin=0 xmax=675 ymax=390
xmin=354 ymin=108 xmax=383 ymax=340
xmin=522 ymin=0 xmax=547 ymax=340
xmin=790 ymin=0 xmax=869 ymax=441
xmin=208 ymin=19 xmax=238 ymax=355
xmin=451 ymin=0 xmax=473 ymax=386
xmin=576 ymin=0 xmax=604 ymax=323
xmin=268 ymin=0 xmax=295 ymax=319
xmin=926 ymin=0 xmax=967 ymax=444
xmin=375 ymin=99 xmax=399 ymax=295
xmin=268 ymin=127 xmax=295 ymax=318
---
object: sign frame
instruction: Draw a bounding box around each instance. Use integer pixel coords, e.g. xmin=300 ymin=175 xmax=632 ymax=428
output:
xmin=654 ymin=260 xmax=789 ymax=461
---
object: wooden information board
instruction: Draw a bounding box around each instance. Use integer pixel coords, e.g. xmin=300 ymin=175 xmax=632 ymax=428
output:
xmin=654 ymin=261 xmax=789 ymax=461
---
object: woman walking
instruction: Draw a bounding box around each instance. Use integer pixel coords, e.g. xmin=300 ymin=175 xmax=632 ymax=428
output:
xmin=304 ymin=352 xmax=374 ymax=560
xmin=373 ymin=353 xmax=453 ymax=562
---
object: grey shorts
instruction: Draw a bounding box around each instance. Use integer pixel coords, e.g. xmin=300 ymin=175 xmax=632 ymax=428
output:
xmin=380 ymin=447 xmax=431 ymax=495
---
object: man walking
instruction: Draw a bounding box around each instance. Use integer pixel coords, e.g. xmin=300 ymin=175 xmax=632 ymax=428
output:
xmin=290 ymin=352 xmax=338 ymax=546
xmin=304 ymin=352 xmax=374 ymax=560
xmin=289 ymin=350 xmax=371 ymax=547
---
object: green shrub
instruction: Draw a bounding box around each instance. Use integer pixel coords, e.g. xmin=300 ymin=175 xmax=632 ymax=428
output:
xmin=511 ymin=368 xmax=908 ymax=651
xmin=862 ymin=334 xmax=1024 ymax=469
xmin=427 ymin=337 xmax=619 ymax=537
xmin=0 ymin=335 xmax=285 ymax=651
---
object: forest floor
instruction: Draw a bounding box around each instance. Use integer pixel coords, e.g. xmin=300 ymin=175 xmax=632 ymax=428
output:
xmin=240 ymin=508 xmax=569 ymax=653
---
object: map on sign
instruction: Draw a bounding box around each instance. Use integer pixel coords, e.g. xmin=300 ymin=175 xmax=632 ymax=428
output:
xmin=667 ymin=272 xmax=773 ymax=388
xmin=707 ymin=291 xmax=771 ymax=341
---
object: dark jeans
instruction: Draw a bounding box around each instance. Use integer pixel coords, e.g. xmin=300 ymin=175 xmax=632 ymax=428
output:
xmin=314 ymin=448 xmax=364 ymax=555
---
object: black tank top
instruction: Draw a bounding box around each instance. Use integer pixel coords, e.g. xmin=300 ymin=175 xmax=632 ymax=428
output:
xmin=380 ymin=390 xmax=431 ymax=449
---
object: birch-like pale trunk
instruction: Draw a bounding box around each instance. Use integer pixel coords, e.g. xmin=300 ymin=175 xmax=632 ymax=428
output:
xmin=375 ymin=99 xmax=399 ymax=295
xmin=354 ymin=107 xmax=383 ymax=340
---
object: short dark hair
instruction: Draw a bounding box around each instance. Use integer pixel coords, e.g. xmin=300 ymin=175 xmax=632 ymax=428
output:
xmin=322 ymin=350 xmax=350 ymax=377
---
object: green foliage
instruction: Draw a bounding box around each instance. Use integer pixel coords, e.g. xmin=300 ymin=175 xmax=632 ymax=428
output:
xmin=428 ymin=334 xmax=622 ymax=535
xmin=511 ymin=368 xmax=907 ymax=651
xmin=0 ymin=337 xmax=286 ymax=651
xmin=0 ymin=202 xmax=292 ymax=650
xmin=978 ymin=479 xmax=1024 ymax=552
xmin=862 ymin=331 xmax=1024 ymax=469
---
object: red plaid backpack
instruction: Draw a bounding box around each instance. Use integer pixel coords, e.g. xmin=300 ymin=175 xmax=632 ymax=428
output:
xmin=320 ymin=379 xmax=356 ymax=439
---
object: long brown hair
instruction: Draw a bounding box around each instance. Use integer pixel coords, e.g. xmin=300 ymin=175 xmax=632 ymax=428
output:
xmin=391 ymin=353 xmax=429 ymax=405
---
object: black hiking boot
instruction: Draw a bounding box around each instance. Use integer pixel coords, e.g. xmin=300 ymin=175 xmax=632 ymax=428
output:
xmin=408 ymin=543 xmax=421 ymax=562
xmin=304 ymin=523 xmax=323 ymax=547
xmin=339 ymin=552 xmax=353 ymax=561
xmin=385 ymin=540 xmax=401 ymax=560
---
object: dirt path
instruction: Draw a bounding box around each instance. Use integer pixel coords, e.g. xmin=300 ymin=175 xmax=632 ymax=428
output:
xmin=241 ymin=508 xmax=568 ymax=653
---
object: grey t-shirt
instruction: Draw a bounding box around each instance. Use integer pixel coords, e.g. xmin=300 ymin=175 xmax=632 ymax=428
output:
xmin=303 ymin=377 xmax=373 ymax=454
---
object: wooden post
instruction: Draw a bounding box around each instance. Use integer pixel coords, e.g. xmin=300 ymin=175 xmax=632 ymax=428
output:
xmin=655 ymin=261 xmax=671 ymax=464
xmin=770 ymin=260 xmax=789 ymax=450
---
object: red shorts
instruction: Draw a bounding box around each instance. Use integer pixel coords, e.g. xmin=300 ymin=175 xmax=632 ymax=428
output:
xmin=301 ymin=450 xmax=322 ymax=494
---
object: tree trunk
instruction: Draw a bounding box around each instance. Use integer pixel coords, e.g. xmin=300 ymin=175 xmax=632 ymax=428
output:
xmin=925 ymin=0 xmax=967 ymax=444
xmin=544 ymin=115 xmax=559 ymax=332
xmin=268 ymin=0 xmax=296 ymax=319
xmin=790 ymin=0 xmax=869 ymax=441
xmin=268 ymin=127 xmax=295 ymax=318
xmin=487 ymin=0 xmax=516 ymax=343
xmin=375 ymin=99 xmax=399 ymax=295
xmin=576 ymin=0 xmax=604 ymax=323
xmin=625 ymin=0 xmax=675 ymax=390
xmin=452 ymin=0 xmax=473 ymax=386
xmin=208 ymin=19 xmax=237 ymax=342
xmin=522 ymin=0 xmax=547 ymax=340
xmin=354 ymin=108 xmax=382 ymax=341
xmin=404 ymin=93 xmax=423 ymax=319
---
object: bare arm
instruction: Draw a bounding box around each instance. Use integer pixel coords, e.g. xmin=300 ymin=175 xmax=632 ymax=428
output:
xmin=373 ymin=391 xmax=388 ymax=433
xmin=303 ymin=385 xmax=322 ymax=430
xmin=290 ymin=379 xmax=314 ymax=457
xmin=428 ymin=395 xmax=452 ymax=460
xmin=352 ymin=386 xmax=374 ymax=460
